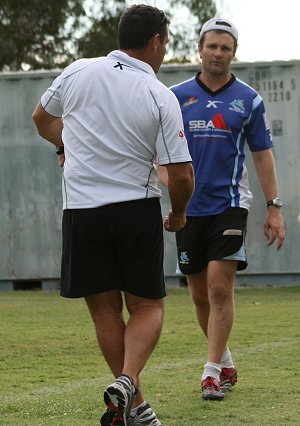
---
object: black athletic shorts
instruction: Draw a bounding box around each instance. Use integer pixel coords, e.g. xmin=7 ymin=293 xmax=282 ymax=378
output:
xmin=61 ymin=198 xmax=166 ymax=299
xmin=176 ymin=207 xmax=248 ymax=275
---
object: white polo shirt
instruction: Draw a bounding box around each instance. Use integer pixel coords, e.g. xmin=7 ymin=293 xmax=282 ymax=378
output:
xmin=41 ymin=50 xmax=191 ymax=209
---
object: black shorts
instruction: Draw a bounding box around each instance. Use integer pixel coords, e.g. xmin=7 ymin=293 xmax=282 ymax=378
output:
xmin=176 ymin=207 xmax=248 ymax=275
xmin=61 ymin=198 xmax=166 ymax=299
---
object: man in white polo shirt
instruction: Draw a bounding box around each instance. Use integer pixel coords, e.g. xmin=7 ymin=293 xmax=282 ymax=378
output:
xmin=32 ymin=4 xmax=194 ymax=426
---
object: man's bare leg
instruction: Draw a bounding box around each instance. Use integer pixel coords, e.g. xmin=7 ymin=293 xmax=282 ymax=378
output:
xmin=85 ymin=290 xmax=164 ymax=408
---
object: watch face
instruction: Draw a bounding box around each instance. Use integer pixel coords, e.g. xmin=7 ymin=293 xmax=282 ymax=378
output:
xmin=267 ymin=198 xmax=283 ymax=208
xmin=274 ymin=198 xmax=283 ymax=207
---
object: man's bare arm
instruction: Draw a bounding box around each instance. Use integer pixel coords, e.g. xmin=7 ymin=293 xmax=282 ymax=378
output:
xmin=32 ymin=102 xmax=63 ymax=147
xmin=252 ymin=149 xmax=285 ymax=250
xmin=162 ymin=162 xmax=194 ymax=232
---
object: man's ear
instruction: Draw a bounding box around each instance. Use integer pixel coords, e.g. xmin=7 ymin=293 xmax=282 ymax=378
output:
xmin=198 ymin=44 xmax=203 ymax=59
xmin=151 ymin=33 xmax=161 ymax=51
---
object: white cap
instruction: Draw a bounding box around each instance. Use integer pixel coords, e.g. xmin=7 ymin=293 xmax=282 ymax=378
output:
xmin=199 ymin=18 xmax=238 ymax=42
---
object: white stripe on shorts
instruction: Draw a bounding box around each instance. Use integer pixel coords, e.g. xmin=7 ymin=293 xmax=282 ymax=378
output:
xmin=223 ymin=242 xmax=246 ymax=262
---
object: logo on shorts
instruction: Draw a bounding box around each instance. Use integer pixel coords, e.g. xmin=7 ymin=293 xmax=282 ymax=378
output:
xmin=179 ymin=251 xmax=189 ymax=265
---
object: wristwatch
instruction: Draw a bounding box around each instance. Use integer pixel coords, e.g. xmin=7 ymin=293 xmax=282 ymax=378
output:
xmin=56 ymin=145 xmax=64 ymax=155
xmin=267 ymin=198 xmax=283 ymax=208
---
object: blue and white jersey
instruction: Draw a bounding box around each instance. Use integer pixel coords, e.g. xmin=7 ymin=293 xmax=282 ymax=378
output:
xmin=171 ymin=73 xmax=273 ymax=216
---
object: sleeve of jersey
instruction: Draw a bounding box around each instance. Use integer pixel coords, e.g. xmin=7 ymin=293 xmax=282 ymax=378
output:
xmin=244 ymin=93 xmax=273 ymax=152
xmin=156 ymin=91 xmax=192 ymax=165
xmin=40 ymin=74 xmax=63 ymax=118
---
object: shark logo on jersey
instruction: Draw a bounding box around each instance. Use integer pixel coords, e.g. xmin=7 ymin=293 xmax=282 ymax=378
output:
xmin=179 ymin=251 xmax=189 ymax=265
xmin=229 ymin=99 xmax=245 ymax=113
xmin=206 ymin=100 xmax=223 ymax=108
xmin=183 ymin=97 xmax=199 ymax=108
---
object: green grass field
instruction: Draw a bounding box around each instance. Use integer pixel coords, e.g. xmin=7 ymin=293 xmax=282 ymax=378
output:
xmin=1 ymin=286 xmax=300 ymax=425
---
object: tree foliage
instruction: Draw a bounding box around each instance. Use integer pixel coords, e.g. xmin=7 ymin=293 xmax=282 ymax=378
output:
xmin=0 ymin=0 xmax=217 ymax=71
xmin=0 ymin=0 xmax=84 ymax=70
xmin=76 ymin=1 xmax=126 ymax=59
xmin=169 ymin=0 xmax=217 ymax=61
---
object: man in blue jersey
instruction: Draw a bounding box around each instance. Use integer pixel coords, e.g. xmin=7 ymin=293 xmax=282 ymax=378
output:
xmin=169 ymin=18 xmax=285 ymax=400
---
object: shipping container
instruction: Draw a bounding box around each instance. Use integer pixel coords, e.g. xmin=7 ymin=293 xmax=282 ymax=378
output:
xmin=0 ymin=60 xmax=299 ymax=290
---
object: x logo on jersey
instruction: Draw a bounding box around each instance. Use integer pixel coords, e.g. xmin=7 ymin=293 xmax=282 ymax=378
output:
xmin=114 ymin=62 xmax=130 ymax=70
xmin=206 ymin=100 xmax=223 ymax=108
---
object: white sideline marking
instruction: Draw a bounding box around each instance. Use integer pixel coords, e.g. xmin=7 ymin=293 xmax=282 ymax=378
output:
xmin=2 ymin=337 xmax=300 ymax=404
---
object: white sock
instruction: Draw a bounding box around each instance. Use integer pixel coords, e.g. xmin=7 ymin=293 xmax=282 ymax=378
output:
xmin=221 ymin=347 xmax=235 ymax=368
xmin=130 ymin=401 xmax=147 ymax=417
xmin=201 ymin=362 xmax=221 ymax=381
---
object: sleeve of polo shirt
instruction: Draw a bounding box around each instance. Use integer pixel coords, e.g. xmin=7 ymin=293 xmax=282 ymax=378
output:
xmin=40 ymin=74 xmax=63 ymax=118
xmin=156 ymin=90 xmax=192 ymax=165
xmin=245 ymin=93 xmax=273 ymax=152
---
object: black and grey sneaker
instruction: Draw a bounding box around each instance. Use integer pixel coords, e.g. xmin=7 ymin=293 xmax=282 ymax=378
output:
xmin=104 ymin=375 xmax=137 ymax=424
xmin=100 ymin=408 xmax=125 ymax=425
xmin=128 ymin=403 xmax=161 ymax=425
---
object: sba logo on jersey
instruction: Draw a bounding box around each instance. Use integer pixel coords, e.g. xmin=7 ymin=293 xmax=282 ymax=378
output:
xmin=189 ymin=113 xmax=230 ymax=131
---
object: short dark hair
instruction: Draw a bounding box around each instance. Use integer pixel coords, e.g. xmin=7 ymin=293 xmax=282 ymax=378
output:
xmin=118 ymin=4 xmax=170 ymax=50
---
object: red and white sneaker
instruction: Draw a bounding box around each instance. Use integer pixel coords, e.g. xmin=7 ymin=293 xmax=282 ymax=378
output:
xmin=201 ymin=376 xmax=224 ymax=401
xmin=220 ymin=367 xmax=238 ymax=392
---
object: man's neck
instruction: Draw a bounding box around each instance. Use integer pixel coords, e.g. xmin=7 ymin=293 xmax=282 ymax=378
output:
xmin=120 ymin=48 xmax=157 ymax=74
xmin=199 ymin=71 xmax=232 ymax=92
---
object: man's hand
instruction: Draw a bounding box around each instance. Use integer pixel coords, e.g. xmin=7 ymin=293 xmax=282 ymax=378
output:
xmin=164 ymin=209 xmax=186 ymax=232
xmin=264 ymin=207 xmax=285 ymax=250
xmin=58 ymin=153 xmax=65 ymax=168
